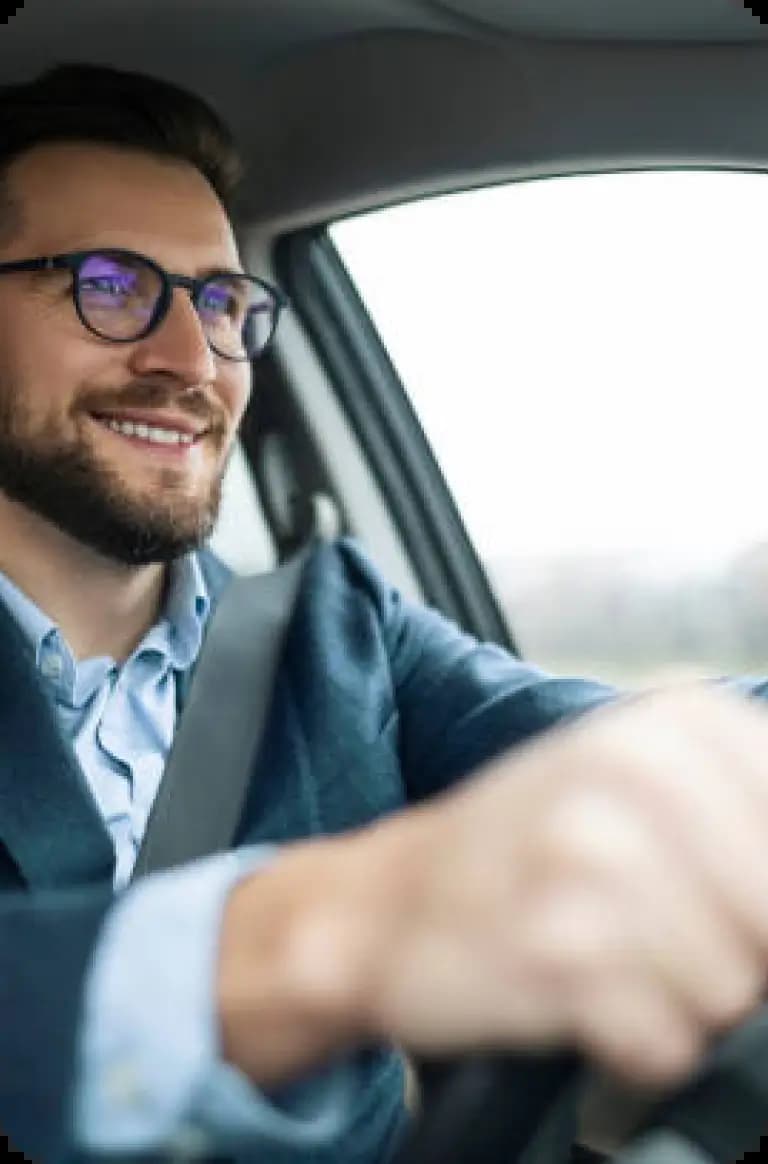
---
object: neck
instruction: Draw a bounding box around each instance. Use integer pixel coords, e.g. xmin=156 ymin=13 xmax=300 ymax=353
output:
xmin=0 ymin=494 xmax=166 ymax=662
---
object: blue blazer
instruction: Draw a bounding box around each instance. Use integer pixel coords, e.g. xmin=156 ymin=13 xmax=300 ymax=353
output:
xmin=0 ymin=538 xmax=620 ymax=1162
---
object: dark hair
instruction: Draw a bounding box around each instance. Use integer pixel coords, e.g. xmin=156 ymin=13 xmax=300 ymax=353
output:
xmin=0 ymin=63 xmax=243 ymax=237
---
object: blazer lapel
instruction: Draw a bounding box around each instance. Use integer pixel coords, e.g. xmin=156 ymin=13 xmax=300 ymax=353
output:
xmin=0 ymin=602 xmax=115 ymax=890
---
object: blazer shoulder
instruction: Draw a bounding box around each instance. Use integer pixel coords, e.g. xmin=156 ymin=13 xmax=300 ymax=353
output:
xmin=305 ymin=536 xmax=400 ymax=606
xmin=300 ymin=536 xmax=432 ymax=660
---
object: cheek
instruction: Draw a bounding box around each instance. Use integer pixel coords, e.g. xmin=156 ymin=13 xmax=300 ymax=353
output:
xmin=0 ymin=340 xmax=119 ymax=432
xmin=218 ymin=368 xmax=252 ymax=429
xmin=0 ymin=294 xmax=86 ymax=411
xmin=0 ymin=295 xmax=32 ymax=382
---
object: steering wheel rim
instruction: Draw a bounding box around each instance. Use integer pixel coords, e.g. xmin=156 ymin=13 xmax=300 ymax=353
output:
xmin=617 ymin=1002 xmax=768 ymax=1164
xmin=396 ymin=1049 xmax=583 ymax=1164
xmin=395 ymin=1005 xmax=768 ymax=1164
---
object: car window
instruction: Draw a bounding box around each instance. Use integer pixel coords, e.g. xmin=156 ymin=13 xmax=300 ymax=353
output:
xmin=331 ymin=171 xmax=768 ymax=685
xmin=208 ymin=440 xmax=276 ymax=575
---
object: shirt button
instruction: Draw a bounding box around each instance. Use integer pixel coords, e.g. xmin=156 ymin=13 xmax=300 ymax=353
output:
xmin=40 ymin=652 xmax=64 ymax=680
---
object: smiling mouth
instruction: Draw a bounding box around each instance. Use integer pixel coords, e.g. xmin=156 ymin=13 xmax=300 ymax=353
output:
xmin=89 ymin=413 xmax=207 ymax=451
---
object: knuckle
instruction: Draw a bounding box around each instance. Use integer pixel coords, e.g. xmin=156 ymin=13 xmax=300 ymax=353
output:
xmin=540 ymin=791 xmax=614 ymax=862
xmin=576 ymin=989 xmax=705 ymax=1087
xmin=566 ymin=720 xmax=671 ymax=811
xmin=518 ymin=888 xmax=621 ymax=984
xmin=539 ymin=789 xmax=653 ymax=888
xmin=610 ymin=1031 xmax=703 ymax=1088
xmin=696 ymin=960 xmax=765 ymax=1030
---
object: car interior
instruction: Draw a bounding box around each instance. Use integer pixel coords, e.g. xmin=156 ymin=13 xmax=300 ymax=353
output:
xmin=3 ymin=1 xmax=768 ymax=1160
xmin=5 ymin=0 xmax=768 ymax=642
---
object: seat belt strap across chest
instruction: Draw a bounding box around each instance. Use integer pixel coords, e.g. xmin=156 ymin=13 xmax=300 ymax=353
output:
xmin=131 ymin=546 xmax=311 ymax=881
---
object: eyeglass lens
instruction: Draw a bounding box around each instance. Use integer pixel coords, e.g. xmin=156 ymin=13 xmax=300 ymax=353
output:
xmin=77 ymin=252 xmax=277 ymax=359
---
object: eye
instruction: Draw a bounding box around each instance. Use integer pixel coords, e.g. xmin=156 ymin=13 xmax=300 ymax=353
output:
xmin=199 ymin=281 xmax=239 ymax=319
xmin=77 ymin=254 xmax=148 ymax=310
xmin=81 ymin=275 xmax=134 ymax=298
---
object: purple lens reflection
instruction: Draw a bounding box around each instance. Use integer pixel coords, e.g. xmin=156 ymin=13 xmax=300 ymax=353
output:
xmin=198 ymin=275 xmax=275 ymax=359
xmin=78 ymin=252 xmax=160 ymax=338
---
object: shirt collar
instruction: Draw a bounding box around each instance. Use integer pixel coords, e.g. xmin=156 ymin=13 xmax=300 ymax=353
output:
xmin=151 ymin=551 xmax=211 ymax=671
xmin=0 ymin=567 xmax=58 ymax=665
xmin=0 ymin=551 xmax=211 ymax=679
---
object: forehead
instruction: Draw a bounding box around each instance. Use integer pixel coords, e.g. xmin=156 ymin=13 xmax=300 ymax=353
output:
xmin=2 ymin=142 xmax=241 ymax=273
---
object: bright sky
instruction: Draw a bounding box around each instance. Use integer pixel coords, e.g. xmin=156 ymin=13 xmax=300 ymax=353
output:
xmin=333 ymin=171 xmax=768 ymax=575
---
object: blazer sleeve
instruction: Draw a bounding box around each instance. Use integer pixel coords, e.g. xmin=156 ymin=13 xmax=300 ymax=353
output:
xmin=335 ymin=538 xmax=620 ymax=801
xmin=0 ymin=884 xmax=112 ymax=1163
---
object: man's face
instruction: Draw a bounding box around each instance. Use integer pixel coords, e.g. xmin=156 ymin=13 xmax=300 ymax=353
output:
xmin=0 ymin=142 xmax=252 ymax=564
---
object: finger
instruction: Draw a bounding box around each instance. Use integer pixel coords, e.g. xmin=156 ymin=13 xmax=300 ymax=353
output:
xmin=571 ymin=971 xmax=706 ymax=1087
xmin=518 ymin=793 xmax=766 ymax=1032
xmin=579 ymin=697 xmax=768 ymax=950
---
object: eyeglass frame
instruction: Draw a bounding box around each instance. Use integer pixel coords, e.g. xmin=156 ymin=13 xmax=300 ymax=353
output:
xmin=0 ymin=247 xmax=288 ymax=362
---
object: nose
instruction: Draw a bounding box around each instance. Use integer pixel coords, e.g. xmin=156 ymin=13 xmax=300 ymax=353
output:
xmin=128 ymin=286 xmax=217 ymax=386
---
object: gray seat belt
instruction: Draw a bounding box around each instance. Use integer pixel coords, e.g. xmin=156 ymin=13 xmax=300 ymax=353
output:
xmin=131 ymin=546 xmax=312 ymax=880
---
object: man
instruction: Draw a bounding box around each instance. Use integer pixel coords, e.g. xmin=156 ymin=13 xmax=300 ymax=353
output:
xmin=1 ymin=62 xmax=768 ymax=1164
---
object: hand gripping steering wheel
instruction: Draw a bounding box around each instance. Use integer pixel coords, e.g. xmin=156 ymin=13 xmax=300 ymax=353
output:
xmin=395 ymin=1005 xmax=768 ymax=1164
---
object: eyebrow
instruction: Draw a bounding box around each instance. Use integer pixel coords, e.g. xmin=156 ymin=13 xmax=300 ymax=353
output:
xmin=49 ymin=242 xmax=247 ymax=281
xmin=197 ymin=265 xmax=248 ymax=280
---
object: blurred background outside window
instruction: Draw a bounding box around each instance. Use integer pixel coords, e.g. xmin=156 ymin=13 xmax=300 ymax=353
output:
xmin=333 ymin=172 xmax=768 ymax=684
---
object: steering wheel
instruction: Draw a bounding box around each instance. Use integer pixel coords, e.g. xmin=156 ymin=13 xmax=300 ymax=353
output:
xmin=395 ymin=1005 xmax=768 ymax=1164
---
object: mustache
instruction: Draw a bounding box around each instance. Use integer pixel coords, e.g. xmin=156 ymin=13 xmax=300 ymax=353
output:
xmin=78 ymin=381 xmax=229 ymax=435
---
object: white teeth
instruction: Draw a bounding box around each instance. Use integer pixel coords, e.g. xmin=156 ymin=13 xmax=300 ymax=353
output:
xmin=102 ymin=418 xmax=195 ymax=445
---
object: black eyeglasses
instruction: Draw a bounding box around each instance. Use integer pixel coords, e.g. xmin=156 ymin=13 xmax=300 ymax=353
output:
xmin=0 ymin=248 xmax=287 ymax=362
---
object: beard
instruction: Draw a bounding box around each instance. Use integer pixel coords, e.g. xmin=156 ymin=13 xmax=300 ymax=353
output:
xmin=0 ymin=381 xmax=230 ymax=566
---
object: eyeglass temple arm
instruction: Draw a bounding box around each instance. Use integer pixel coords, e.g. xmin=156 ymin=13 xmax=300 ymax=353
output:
xmin=0 ymin=256 xmax=70 ymax=275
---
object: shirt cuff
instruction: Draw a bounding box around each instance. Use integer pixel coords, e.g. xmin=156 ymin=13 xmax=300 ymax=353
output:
xmin=73 ymin=846 xmax=352 ymax=1154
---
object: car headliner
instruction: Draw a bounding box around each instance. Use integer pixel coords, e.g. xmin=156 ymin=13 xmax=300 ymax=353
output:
xmin=2 ymin=0 xmax=768 ymax=232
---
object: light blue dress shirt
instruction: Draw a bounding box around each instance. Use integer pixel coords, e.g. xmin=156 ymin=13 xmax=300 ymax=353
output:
xmin=0 ymin=558 xmax=350 ymax=1156
xmin=0 ymin=553 xmax=210 ymax=891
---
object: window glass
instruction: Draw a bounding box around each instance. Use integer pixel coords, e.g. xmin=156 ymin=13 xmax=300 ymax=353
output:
xmin=332 ymin=172 xmax=768 ymax=683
